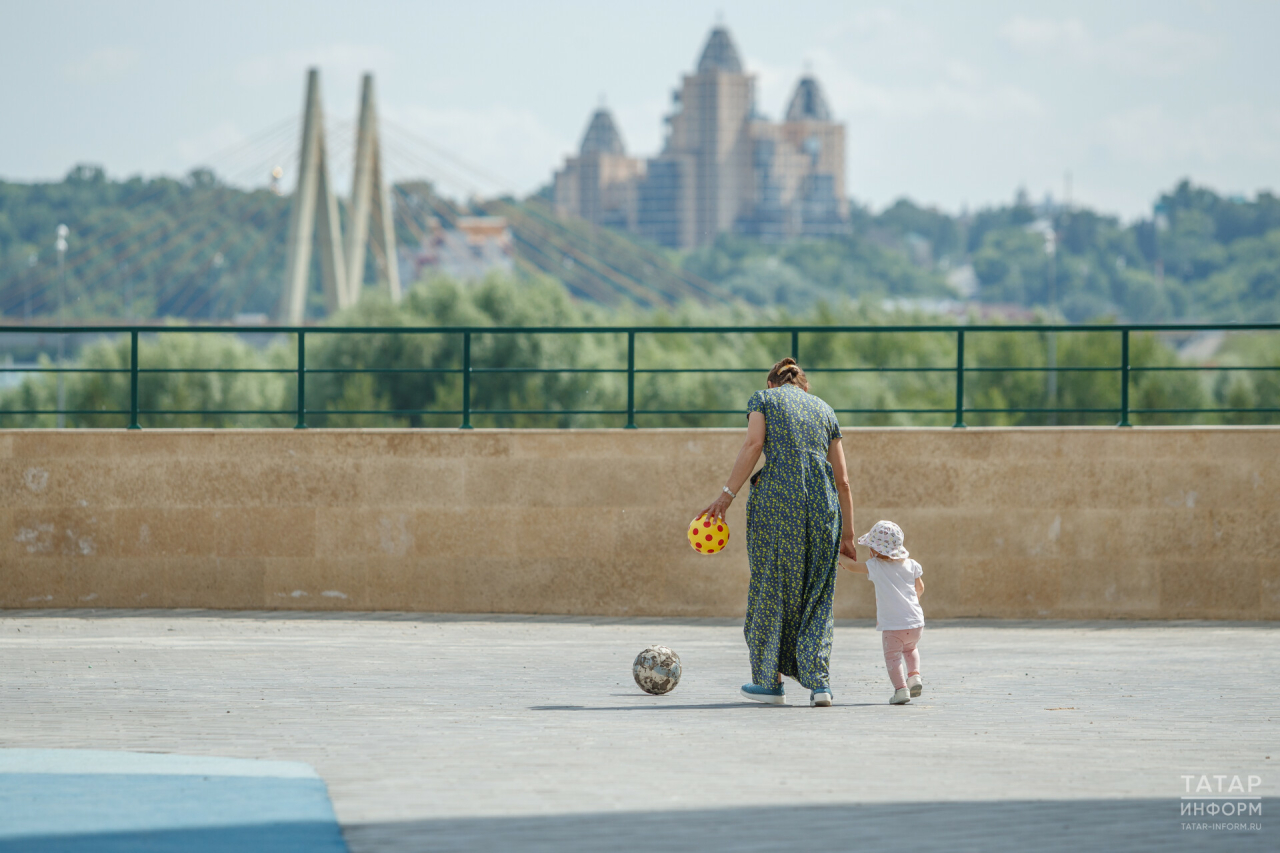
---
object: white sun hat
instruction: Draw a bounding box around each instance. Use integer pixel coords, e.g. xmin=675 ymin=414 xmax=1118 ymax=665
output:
xmin=857 ymin=520 xmax=909 ymax=559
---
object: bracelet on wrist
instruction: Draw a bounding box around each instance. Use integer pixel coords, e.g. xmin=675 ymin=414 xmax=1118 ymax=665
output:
xmin=722 ymin=485 xmax=737 ymax=499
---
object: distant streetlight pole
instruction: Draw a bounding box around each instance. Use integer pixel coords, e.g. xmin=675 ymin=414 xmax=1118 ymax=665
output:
xmin=1044 ymin=222 xmax=1057 ymax=427
xmin=1050 ymin=172 xmax=1071 ymax=427
xmin=56 ymin=224 xmax=68 ymax=428
xmin=24 ymin=253 xmax=36 ymax=322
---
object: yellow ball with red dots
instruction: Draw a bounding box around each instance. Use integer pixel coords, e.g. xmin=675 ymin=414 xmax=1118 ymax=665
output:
xmin=688 ymin=514 xmax=730 ymax=554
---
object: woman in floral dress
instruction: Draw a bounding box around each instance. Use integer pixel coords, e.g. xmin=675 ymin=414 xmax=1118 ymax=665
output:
xmin=699 ymin=357 xmax=856 ymax=707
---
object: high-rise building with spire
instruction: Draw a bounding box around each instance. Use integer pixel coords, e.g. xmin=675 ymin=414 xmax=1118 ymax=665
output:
xmin=552 ymin=26 xmax=847 ymax=248
xmin=553 ymin=107 xmax=645 ymax=231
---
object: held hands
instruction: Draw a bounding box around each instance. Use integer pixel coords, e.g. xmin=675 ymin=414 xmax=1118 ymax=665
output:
xmin=839 ymin=554 xmax=868 ymax=574
xmin=837 ymin=540 xmax=867 ymax=574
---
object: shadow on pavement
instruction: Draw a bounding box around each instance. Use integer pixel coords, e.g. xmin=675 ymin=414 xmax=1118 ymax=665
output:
xmin=342 ymin=798 xmax=1276 ymax=853
xmin=530 ymin=703 xmax=882 ymax=710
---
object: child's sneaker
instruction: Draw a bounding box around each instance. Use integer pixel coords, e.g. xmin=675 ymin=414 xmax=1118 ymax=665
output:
xmin=907 ymin=674 xmax=923 ymax=698
xmin=810 ymin=687 xmax=833 ymax=707
xmin=741 ymin=683 xmax=786 ymax=705
xmin=889 ymin=687 xmax=911 ymax=705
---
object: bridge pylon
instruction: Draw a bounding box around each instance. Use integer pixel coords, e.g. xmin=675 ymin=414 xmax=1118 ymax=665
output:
xmin=343 ymin=74 xmax=401 ymax=305
xmin=279 ymin=68 xmax=347 ymax=324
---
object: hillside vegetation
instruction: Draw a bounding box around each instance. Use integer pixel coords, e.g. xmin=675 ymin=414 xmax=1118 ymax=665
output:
xmin=1 ymin=167 xmax=1277 ymax=323
xmin=686 ymin=182 xmax=1280 ymax=322
xmin=0 ymin=165 xmax=288 ymax=321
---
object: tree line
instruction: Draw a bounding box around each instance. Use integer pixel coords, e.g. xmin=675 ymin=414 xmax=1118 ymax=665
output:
xmin=686 ymin=181 xmax=1280 ymax=322
xmin=2 ymin=166 xmax=1277 ymax=324
xmin=3 ymin=273 xmax=1277 ymax=429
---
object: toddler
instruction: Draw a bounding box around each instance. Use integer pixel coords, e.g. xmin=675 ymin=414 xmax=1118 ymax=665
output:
xmin=841 ymin=520 xmax=925 ymax=705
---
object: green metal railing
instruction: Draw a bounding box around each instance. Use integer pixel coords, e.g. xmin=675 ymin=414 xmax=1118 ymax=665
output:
xmin=2 ymin=322 xmax=1278 ymax=428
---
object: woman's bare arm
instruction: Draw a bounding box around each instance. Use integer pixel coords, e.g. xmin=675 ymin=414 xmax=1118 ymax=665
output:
xmin=699 ymin=411 xmax=766 ymax=522
xmin=827 ymin=437 xmax=856 ymax=560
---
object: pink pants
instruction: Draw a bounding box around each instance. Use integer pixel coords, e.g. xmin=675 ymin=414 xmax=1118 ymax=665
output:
xmin=882 ymin=628 xmax=922 ymax=689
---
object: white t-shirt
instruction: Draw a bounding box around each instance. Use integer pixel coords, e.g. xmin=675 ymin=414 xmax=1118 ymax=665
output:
xmin=865 ymin=557 xmax=925 ymax=631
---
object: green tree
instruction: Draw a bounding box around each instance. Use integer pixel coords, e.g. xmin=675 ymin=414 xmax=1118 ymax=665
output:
xmin=0 ymin=331 xmax=290 ymax=428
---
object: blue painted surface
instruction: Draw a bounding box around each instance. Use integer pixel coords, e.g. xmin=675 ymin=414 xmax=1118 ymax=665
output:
xmin=0 ymin=751 xmax=347 ymax=853
xmin=0 ymin=750 xmax=320 ymax=779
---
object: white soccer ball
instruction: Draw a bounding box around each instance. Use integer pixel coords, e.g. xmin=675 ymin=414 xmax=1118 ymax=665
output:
xmin=632 ymin=646 xmax=682 ymax=695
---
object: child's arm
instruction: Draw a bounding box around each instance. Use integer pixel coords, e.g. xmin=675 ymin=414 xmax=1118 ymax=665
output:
xmin=838 ymin=555 xmax=868 ymax=574
xmin=915 ymin=577 xmax=925 ymax=598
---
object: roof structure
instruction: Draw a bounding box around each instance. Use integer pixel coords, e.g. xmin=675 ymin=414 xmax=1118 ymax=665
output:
xmin=579 ymin=108 xmax=627 ymax=156
xmin=784 ymin=76 xmax=832 ymax=122
xmin=696 ymin=26 xmax=744 ymax=74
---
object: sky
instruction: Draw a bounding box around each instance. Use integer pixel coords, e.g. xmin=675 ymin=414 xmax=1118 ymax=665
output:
xmin=2 ymin=0 xmax=1278 ymax=221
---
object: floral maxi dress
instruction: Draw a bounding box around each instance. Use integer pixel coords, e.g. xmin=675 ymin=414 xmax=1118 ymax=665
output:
xmin=744 ymin=384 xmax=843 ymax=690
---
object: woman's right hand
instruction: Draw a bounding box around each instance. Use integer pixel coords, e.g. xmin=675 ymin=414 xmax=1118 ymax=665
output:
xmin=840 ymin=534 xmax=858 ymax=562
xmin=698 ymin=491 xmax=734 ymax=523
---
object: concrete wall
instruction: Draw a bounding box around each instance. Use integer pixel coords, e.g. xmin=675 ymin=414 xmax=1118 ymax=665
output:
xmin=3 ymin=428 xmax=1277 ymax=620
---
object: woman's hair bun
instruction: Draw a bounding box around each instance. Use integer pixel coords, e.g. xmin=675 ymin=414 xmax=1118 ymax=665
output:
xmin=767 ymin=357 xmax=808 ymax=391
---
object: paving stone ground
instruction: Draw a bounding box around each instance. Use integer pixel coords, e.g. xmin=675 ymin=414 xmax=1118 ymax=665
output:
xmin=1 ymin=611 xmax=1276 ymax=852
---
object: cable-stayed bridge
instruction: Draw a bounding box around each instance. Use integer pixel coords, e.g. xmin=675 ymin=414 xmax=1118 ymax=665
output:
xmin=0 ymin=70 xmax=727 ymax=326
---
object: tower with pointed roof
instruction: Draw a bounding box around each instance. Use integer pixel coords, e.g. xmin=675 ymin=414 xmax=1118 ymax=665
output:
xmin=785 ymin=76 xmax=832 ymax=121
xmin=579 ymin=107 xmax=627 ymax=156
xmin=553 ymin=26 xmax=847 ymax=247
xmin=750 ymin=74 xmax=847 ymax=239
xmin=638 ymin=26 xmax=755 ymax=248
xmin=553 ymin=107 xmax=645 ymax=230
